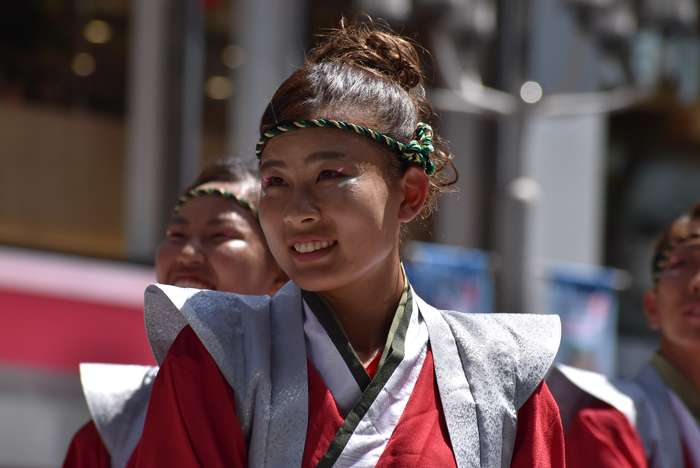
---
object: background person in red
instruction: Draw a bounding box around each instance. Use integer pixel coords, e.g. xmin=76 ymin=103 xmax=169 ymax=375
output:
xmin=550 ymin=201 xmax=700 ymax=468
xmin=62 ymin=157 xmax=288 ymax=468
xmin=130 ymin=19 xmax=565 ymax=468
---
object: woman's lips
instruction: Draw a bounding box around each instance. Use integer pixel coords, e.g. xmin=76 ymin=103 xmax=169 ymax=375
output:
xmin=293 ymin=240 xmax=336 ymax=253
xmin=291 ymin=241 xmax=336 ymax=263
xmin=172 ymin=276 xmax=215 ymax=290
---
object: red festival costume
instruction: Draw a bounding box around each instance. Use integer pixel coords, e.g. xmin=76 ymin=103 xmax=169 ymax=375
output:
xmin=128 ymin=281 xmax=564 ymax=467
xmin=130 ymin=326 xmax=564 ymax=467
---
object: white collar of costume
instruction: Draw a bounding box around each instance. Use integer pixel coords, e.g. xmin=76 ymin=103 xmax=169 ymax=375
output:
xmin=144 ymin=281 xmax=560 ymax=468
xmin=302 ymin=299 xmax=362 ymax=415
xmin=302 ymin=289 xmax=429 ymax=467
xmin=80 ymin=363 xmax=158 ymax=468
xmin=668 ymin=389 xmax=700 ymax=467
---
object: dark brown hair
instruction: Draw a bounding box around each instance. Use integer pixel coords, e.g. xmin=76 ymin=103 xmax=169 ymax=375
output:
xmin=651 ymin=200 xmax=700 ymax=281
xmin=184 ymin=157 xmax=259 ymax=193
xmin=259 ymin=18 xmax=457 ymax=219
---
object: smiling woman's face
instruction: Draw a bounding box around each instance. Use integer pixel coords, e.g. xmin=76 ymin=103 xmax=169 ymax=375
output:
xmin=258 ymin=127 xmax=407 ymax=293
xmin=155 ymin=180 xmax=282 ymax=296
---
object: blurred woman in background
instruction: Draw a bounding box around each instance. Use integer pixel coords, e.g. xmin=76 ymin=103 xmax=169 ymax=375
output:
xmin=62 ymin=157 xmax=287 ymax=468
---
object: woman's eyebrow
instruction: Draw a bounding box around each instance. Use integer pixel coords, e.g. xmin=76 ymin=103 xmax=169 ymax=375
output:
xmin=677 ymin=243 xmax=700 ymax=253
xmin=261 ymin=151 xmax=353 ymax=172
xmin=168 ymin=216 xmax=188 ymax=225
xmin=206 ymin=214 xmax=248 ymax=228
xmin=260 ymin=159 xmax=285 ymax=172
xmin=305 ymin=151 xmax=353 ymax=165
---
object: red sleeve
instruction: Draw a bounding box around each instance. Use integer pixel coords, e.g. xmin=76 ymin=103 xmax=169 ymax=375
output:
xmin=564 ymin=400 xmax=647 ymax=468
xmin=128 ymin=325 xmax=247 ymax=468
xmin=510 ymin=381 xmax=566 ymax=468
xmin=62 ymin=420 xmax=111 ymax=468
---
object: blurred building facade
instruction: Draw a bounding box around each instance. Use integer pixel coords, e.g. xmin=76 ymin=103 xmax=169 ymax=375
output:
xmin=2 ymin=0 xmax=700 ymax=466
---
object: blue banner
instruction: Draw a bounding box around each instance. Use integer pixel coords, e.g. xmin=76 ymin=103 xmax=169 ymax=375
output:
xmin=545 ymin=261 xmax=619 ymax=376
xmin=402 ymin=242 xmax=494 ymax=315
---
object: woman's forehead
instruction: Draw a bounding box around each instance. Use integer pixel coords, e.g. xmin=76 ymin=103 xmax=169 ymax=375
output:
xmin=664 ymin=219 xmax=700 ymax=256
xmin=260 ymin=127 xmax=388 ymax=168
xmin=174 ymin=199 xmax=246 ymax=224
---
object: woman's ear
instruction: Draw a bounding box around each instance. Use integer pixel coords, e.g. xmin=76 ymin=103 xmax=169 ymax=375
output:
xmin=643 ymin=289 xmax=660 ymax=330
xmin=398 ymin=166 xmax=430 ymax=223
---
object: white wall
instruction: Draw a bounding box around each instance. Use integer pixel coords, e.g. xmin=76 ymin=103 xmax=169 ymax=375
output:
xmin=0 ymin=366 xmax=89 ymax=468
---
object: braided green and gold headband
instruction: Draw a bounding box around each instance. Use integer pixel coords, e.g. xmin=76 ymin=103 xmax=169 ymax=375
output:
xmin=174 ymin=187 xmax=257 ymax=218
xmin=255 ymin=119 xmax=436 ymax=175
xmin=652 ymin=230 xmax=700 ymax=285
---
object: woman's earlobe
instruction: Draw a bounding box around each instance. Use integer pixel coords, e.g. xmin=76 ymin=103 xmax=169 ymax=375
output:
xmin=398 ymin=166 xmax=430 ymax=223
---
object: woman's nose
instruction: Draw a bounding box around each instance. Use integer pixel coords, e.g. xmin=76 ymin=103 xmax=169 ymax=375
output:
xmin=283 ymin=187 xmax=320 ymax=225
xmin=688 ymin=265 xmax=700 ymax=295
xmin=176 ymin=238 xmax=205 ymax=265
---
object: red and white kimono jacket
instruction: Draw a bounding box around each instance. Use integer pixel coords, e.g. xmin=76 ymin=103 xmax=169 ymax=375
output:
xmin=125 ymin=281 xmax=564 ymax=467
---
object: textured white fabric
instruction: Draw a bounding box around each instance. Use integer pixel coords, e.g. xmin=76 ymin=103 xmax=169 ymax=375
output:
xmin=303 ymin=301 xmax=362 ymax=416
xmin=144 ymin=282 xmax=561 ymax=468
xmin=554 ymin=363 xmax=637 ymax=426
xmin=80 ymin=363 xmax=158 ymax=468
xmin=668 ymin=390 xmax=700 ymax=467
xmin=332 ymin=304 xmax=429 ymax=468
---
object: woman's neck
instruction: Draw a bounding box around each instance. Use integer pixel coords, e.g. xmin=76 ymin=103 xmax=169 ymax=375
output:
xmin=661 ymin=339 xmax=700 ymax=394
xmin=320 ymin=259 xmax=405 ymax=364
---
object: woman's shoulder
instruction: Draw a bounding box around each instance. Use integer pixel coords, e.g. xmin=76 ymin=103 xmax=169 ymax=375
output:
xmin=79 ymin=363 xmax=158 ymax=467
xmin=415 ymin=293 xmax=561 ymax=408
xmin=144 ymin=281 xmax=302 ymax=366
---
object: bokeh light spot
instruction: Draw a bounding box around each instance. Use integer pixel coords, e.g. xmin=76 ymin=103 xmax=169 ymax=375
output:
xmin=72 ymin=53 xmax=96 ymax=76
xmin=222 ymin=45 xmax=245 ymax=69
xmin=83 ymin=20 xmax=112 ymax=44
xmin=205 ymin=76 xmax=233 ymax=100
xmin=520 ymin=81 xmax=543 ymax=103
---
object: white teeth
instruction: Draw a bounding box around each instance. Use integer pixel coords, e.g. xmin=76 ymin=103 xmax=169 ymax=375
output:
xmin=294 ymin=240 xmax=334 ymax=253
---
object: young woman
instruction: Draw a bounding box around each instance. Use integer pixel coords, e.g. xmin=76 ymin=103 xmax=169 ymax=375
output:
xmin=131 ymin=20 xmax=564 ymax=467
xmin=62 ymin=158 xmax=287 ymax=468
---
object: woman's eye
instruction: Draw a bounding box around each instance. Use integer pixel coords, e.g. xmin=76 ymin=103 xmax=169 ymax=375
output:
xmin=667 ymin=256 xmax=689 ymax=270
xmin=211 ymin=231 xmax=239 ymax=241
xmin=262 ymin=175 xmax=286 ymax=187
xmin=318 ymin=170 xmax=344 ymax=181
xmin=166 ymin=229 xmax=186 ymax=241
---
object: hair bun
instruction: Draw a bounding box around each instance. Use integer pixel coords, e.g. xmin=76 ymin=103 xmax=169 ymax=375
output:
xmin=308 ymin=18 xmax=424 ymax=92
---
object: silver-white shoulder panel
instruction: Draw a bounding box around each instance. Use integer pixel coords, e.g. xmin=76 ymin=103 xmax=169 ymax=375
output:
xmin=143 ymin=281 xmax=308 ymax=468
xmin=143 ymin=284 xmax=198 ymax=365
xmin=441 ymin=311 xmax=561 ymax=410
xmin=416 ymin=294 xmax=561 ymax=468
xmin=80 ymin=363 xmax=158 ymax=468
